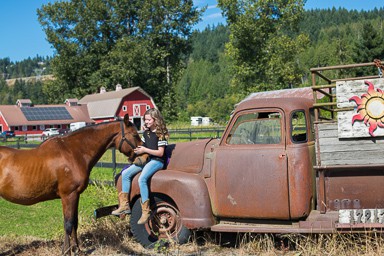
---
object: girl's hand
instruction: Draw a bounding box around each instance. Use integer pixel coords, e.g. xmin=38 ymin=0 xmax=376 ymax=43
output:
xmin=142 ymin=124 xmax=149 ymax=130
xmin=134 ymin=146 xmax=146 ymax=155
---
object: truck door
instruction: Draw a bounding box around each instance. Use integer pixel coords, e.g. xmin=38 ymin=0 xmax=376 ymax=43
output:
xmin=212 ymin=109 xmax=290 ymax=219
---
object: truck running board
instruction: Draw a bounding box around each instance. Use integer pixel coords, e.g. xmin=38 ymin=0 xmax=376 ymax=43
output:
xmin=211 ymin=221 xmax=335 ymax=233
xmin=211 ymin=211 xmax=384 ymax=234
xmin=94 ymin=204 xmax=118 ymax=219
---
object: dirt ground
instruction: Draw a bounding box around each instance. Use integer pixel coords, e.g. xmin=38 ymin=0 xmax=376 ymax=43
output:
xmin=0 ymin=212 xmax=290 ymax=256
xmin=0 ymin=230 xmax=286 ymax=256
xmin=3 ymin=220 xmax=382 ymax=255
xmin=0 ymin=236 xmax=271 ymax=256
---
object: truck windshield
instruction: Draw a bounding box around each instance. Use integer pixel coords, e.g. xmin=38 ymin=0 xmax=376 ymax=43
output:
xmin=226 ymin=111 xmax=282 ymax=144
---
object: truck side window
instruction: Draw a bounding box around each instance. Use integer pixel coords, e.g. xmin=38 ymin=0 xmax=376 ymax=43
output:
xmin=226 ymin=112 xmax=281 ymax=144
xmin=291 ymin=110 xmax=307 ymax=143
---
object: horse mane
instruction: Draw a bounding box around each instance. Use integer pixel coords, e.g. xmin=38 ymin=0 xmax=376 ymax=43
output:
xmin=40 ymin=118 xmax=137 ymax=146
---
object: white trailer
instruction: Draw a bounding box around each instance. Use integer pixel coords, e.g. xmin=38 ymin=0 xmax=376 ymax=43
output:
xmin=70 ymin=122 xmax=86 ymax=131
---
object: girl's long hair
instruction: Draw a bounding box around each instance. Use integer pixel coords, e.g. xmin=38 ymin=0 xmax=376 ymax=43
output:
xmin=145 ymin=108 xmax=169 ymax=140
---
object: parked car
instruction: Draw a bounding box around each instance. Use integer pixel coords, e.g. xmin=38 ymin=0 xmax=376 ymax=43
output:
xmin=0 ymin=130 xmax=15 ymax=138
xmin=58 ymin=128 xmax=70 ymax=135
xmin=42 ymin=128 xmax=60 ymax=137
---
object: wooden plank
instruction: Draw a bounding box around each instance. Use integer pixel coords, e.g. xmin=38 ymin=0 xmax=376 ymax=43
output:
xmin=318 ymin=142 xmax=384 ymax=152
xmin=316 ymin=122 xmax=384 ymax=166
xmin=320 ymin=150 xmax=384 ymax=161
xmin=318 ymin=129 xmax=338 ymax=138
xmin=321 ymin=158 xmax=384 ymax=166
xmin=318 ymin=137 xmax=384 ymax=146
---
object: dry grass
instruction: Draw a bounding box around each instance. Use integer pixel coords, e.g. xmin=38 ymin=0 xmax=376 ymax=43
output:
xmin=2 ymin=218 xmax=384 ymax=256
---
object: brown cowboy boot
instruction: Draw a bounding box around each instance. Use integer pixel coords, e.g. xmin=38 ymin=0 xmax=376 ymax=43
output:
xmin=137 ymin=200 xmax=151 ymax=224
xmin=111 ymin=192 xmax=131 ymax=215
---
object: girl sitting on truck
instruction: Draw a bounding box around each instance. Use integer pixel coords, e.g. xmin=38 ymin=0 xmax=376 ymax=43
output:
xmin=111 ymin=108 xmax=169 ymax=224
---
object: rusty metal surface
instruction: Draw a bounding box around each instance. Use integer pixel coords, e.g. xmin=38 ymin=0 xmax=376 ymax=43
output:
xmin=234 ymin=96 xmax=314 ymax=122
xmin=114 ymin=138 xmax=218 ymax=229
xmin=165 ymin=139 xmax=212 ymax=173
xmin=323 ymin=168 xmax=384 ymax=211
xmin=116 ymin=169 xmax=216 ymax=229
xmin=336 ymin=223 xmax=384 ymax=229
xmin=206 ymin=96 xmax=315 ymax=220
xmin=286 ymin=141 xmax=316 ymax=219
xmin=211 ymin=211 xmax=337 ymax=233
xmin=317 ymin=167 xmax=384 ymax=213
xmin=238 ymin=87 xmax=315 ymax=105
xmin=310 ymin=61 xmax=382 ymax=72
xmin=94 ymin=204 xmax=118 ymax=219
xmin=211 ymin=210 xmax=384 ymax=233
xmin=211 ymin=143 xmax=290 ymax=219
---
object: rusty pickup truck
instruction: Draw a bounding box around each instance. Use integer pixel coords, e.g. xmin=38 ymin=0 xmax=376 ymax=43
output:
xmin=97 ymin=61 xmax=384 ymax=247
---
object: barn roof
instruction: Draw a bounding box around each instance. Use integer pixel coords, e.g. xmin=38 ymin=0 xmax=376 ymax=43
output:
xmin=78 ymin=86 xmax=155 ymax=119
xmin=0 ymin=103 xmax=93 ymax=126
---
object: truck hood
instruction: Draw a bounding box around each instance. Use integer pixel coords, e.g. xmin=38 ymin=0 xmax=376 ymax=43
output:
xmin=165 ymin=138 xmax=219 ymax=174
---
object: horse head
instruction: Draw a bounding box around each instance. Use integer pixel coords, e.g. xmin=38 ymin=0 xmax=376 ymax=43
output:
xmin=116 ymin=114 xmax=149 ymax=165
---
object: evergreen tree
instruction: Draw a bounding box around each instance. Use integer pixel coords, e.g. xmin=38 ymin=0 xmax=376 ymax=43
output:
xmin=353 ymin=21 xmax=384 ymax=63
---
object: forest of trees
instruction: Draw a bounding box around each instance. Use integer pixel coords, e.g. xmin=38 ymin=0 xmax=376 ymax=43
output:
xmin=1 ymin=2 xmax=384 ymax=124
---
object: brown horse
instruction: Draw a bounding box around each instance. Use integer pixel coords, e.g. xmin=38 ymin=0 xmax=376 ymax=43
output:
xmin=0 ymin=114 xmax=147 ymax=255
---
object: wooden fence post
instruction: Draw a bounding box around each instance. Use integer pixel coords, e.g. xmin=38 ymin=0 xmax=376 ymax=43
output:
xmin=112 ymin=148 xmax=116 ymax=171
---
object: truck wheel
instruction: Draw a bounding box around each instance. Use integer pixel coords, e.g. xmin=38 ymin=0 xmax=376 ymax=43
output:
xmin=130 ymin=195 xmax=191 ymax=248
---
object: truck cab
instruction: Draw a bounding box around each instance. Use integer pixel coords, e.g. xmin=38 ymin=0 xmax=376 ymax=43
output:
xmin=207 ymin=89 xmax=315 ymax=221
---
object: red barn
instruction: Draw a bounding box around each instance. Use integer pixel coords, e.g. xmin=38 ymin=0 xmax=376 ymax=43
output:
xmin=78 ymin=85 xmax=156 ymax=130
xmin=0 ymin=99 xmax=93 ymax=136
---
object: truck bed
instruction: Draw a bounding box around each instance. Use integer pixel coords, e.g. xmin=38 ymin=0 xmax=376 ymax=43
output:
xmin=314 ymin=121 xmax=384 ymax=213
xmin=315 ymin=121 xmax=384 ymax=166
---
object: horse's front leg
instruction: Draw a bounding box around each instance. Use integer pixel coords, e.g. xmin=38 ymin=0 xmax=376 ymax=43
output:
xmin=61 ymin=192 xmax=80 ymax=255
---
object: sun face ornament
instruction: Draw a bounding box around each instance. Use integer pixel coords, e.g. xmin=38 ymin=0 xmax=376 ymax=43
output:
xmin=349 ymin=80 xmax=384 ymax=137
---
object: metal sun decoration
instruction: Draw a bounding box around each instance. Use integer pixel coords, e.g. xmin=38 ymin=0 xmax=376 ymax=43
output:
xmin=349 ymin=80 xmax=384 ymax=137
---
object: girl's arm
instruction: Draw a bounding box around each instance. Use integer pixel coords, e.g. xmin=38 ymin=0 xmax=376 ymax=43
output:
xmin=134 ymin=145 xmax=164 ymax=157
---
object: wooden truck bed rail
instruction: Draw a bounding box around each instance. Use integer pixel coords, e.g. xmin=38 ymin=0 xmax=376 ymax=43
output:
xmin=310 ymin=61 xmax=384 ymax=122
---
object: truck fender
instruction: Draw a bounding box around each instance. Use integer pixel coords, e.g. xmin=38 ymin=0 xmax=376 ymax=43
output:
xmin=116 ymin=170 xmax=215 ymax=230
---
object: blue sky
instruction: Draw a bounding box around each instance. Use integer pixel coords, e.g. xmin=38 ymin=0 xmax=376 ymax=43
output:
xmin=0 ymin=0 xmax=383 ymax=62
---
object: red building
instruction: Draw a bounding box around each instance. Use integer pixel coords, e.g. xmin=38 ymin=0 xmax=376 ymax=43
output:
xmin=78 ymin=85 xmax=156 ymax=130
xmin=0 ymin=99 xmax=93 ymax=135
xmin=0 ymin=85 xmax=155 ymax=136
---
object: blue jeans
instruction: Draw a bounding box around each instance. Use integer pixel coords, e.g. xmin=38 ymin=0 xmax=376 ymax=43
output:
xmin=121 ymin=159 xmax=164 ymax=203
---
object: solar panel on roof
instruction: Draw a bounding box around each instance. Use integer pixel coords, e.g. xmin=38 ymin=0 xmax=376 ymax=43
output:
xmin=21 ymin=107 xmax=73 ymax=121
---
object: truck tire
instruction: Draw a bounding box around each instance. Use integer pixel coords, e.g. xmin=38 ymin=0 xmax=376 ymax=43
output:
xmin=130 ymin=195 xmax=191 ymax=248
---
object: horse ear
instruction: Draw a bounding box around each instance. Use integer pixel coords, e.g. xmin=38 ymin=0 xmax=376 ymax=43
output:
xmin=123 ymin=114 xmax=130 ymax=125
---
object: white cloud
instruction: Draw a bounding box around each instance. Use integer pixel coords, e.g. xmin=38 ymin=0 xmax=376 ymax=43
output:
xmin=204 ymin=12 xmax=223 ymax=20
